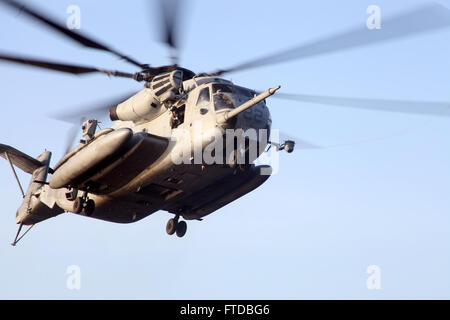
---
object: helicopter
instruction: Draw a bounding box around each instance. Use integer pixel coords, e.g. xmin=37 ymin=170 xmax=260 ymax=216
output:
xmin=1 ymin=0 xmax=450 ymax=246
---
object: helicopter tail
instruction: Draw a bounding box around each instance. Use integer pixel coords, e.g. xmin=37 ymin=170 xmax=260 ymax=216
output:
xmin=1 ymin=144 xmax=63 ymax=245
xmin=0 ymin=144 xmax=48 ymax=176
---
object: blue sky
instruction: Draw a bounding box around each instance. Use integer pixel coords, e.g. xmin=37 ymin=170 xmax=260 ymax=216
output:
xmin=0 ymin=0 xmax=449 ymax=299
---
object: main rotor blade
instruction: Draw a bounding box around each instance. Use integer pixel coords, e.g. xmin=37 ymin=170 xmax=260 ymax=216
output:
xmin=272 ymin=93 xmax=450 ymax=117
xmin=159 ymin=0 xmax=180 ymax=49
xmin=0 ymin=52 xmax=136 ymax=78
xmin=156 ymin=0 xmax=182 ymax=64
xmin=0 ymin=0 xmax=144 ymax=68
xmin=203 ymin=3 xmax=450 ymax=76
xmin=49 ymin=91 xmax=136 ymax=123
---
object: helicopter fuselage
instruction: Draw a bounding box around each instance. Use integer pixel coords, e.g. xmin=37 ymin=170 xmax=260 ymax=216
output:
xmin=14 ymin=76 xmax=276 ymax=226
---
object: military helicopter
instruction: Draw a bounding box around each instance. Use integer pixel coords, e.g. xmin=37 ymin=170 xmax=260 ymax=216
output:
xmin=1 ymin=0 xmax=450 ymax=246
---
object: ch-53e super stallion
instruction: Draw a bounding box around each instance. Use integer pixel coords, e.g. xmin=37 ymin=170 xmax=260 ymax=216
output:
xmin=1 ymin=0 xmax=450 ymax=245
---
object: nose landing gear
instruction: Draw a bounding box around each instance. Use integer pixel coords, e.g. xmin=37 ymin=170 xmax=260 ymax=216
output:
xmin=166 ymin=215 xmax=187 ymax=238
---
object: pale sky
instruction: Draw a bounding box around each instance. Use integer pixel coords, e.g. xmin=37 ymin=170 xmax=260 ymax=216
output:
xmin=0 ymin=0 xmax=449 ymax=299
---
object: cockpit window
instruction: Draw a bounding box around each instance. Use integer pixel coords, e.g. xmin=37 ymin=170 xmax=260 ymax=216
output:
xmin=213 ymin=84 xmax=235 ymax=110
xmin=212 ymin=84 xmax=233 ymax=94
xmin=234 ymin=86 xmax=255 ymax=98
xmin=196 ymin=87 xmax=210 ymax=106
xmin=214 ymin=93 xmax=235 ymax=110
xmin=212 ymin=83 xmax=258 ymax=111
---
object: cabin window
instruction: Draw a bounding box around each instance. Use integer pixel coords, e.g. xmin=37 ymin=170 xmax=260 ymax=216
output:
xmin=196 ymin=87 xmax=210 ymax=106
xmin=170 ymin=104 xmax=185 ymax=129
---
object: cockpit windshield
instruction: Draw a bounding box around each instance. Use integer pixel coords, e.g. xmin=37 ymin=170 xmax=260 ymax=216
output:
xmin=213 ymin=84 xmax=234 ymax=110
xmin=212 ymin=84 xmax=256 ymax=111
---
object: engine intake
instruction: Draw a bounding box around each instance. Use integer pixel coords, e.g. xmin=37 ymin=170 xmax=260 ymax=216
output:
xmin=109 ymin=70 xmax=184 ymax=123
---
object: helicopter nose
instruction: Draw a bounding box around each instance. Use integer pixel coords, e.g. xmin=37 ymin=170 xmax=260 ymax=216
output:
xmin=216 ymin=86 xmax=279 ymax=124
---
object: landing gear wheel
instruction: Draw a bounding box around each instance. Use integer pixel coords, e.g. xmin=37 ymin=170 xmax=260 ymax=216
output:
xmin=83 ymin=199 xmax=95 ymax=217
xmin=72 ymin=197 xmax=83 ymax=214
xmin=166 ymin=218 xmax=177 ymax=235
xmin=176 ymin=221 xmax=187 ymax=238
